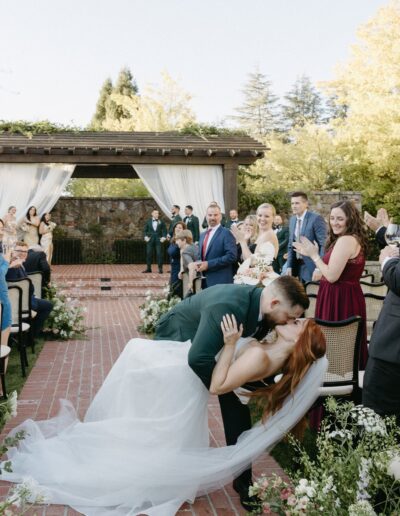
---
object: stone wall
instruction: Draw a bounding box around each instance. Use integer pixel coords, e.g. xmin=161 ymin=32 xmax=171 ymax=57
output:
xmin=51 ymin=191 xmax=362 ymax=240
xmin=307 ymin=191 xmax=362 ymax=219
xmin=52 ymin=197 xmax=165 ymax=239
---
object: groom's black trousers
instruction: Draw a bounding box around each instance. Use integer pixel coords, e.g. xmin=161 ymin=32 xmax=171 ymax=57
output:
xmin=218 ymin=392 xmax=253 ymax=486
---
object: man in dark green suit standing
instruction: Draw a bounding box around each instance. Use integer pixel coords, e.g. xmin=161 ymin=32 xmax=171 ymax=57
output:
xmin=273 ymin=214 xmax=289 ymax=274
xmin=167 ymin=204 xmax=182 ymax=239
xmin=155 ymin=276 xmax=309 ymax=508
xmin=143 ymin=209 xmax=167 ymax=273
xmin=183 ymin=205 xmax=200 ymax=243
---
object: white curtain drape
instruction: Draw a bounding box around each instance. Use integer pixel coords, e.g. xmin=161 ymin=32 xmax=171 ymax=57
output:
xmin=132 ymin=164 xmax=225 ymax=220
xmin=0 ymin=163 xmax=75 ymax=221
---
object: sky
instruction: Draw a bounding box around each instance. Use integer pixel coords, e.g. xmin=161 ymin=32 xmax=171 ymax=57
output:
xmin=0 ymin=0 xmax=389 ymax=128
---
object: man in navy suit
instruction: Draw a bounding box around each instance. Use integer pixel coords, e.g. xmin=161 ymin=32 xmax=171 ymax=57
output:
xmin=286 ymin=191 xmax=327 ymax=283
xmin=196 ymin=204 xmax=237 ymax=288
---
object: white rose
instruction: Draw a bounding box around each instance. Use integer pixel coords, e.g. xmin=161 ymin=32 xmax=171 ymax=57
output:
xmin=387 ymin=455 xmax=400 ymax=480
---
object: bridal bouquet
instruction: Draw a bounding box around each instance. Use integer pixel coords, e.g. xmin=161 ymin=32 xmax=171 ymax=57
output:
xmin=234 ymin=246 xmax=279 ymax=287
xmin=138 ymin=286 xmax=180 ymax=334
xmin=249 ymin=398 xmax=400 ymax=515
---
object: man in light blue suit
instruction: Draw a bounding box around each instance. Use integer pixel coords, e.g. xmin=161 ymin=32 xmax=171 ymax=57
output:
xmin=286 ymin=191 xmax=327 ymax=283
xmin=196 ymin=204 xmax=237 ymax=288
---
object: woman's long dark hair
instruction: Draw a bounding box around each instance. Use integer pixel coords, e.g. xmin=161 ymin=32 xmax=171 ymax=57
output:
xmin=40 ymin=213 xmax=50 ymax=224
xmin=250 ymin=320 xmax=326 ymax=429
xmin=26 ymin=205 xmax=37 ymax=221
xmin=325 ymin=200 xmax=369 ymax=254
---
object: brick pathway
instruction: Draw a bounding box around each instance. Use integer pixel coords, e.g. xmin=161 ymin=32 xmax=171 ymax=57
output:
xmin=1 ymin=265 xmax=285 ymax=515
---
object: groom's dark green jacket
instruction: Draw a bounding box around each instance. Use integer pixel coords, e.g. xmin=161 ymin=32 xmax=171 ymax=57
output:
xmin=155 ymin=284 xmax=263 ymax=388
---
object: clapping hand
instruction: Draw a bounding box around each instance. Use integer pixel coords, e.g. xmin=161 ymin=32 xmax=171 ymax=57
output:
xmin=230 ymin=224 xmax=246 ymax=244
xmin=379 ymin=245 xmax=399 ymax=264
xmin=221 ymin=314 xmax=243 ymax=346
xmin=364 ymin=208 xmax=390 ymax=232
xmin=293 ymin=236 xmax=319 ymax=260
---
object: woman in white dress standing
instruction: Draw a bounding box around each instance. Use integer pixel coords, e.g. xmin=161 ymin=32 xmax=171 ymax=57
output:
xmin=2 ymin=206 xmax=18 ymax=251
xmin=39 ymin=212 xmax=56 ymax=265
xmin=22 ymin=206 xmax=40 ymax=246
xmin=232 ymin=203 xmax=279 ymax=261
xmin=1 ymin=316 xmax=327 ymax=516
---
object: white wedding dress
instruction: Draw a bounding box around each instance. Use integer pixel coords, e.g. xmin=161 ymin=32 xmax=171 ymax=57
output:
xmin=2 ymin=338 xmax=328 ymax=516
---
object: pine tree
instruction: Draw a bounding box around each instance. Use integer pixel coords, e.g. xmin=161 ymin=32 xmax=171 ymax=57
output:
xmin=107 ymin=67 xmax=139 ymax=122
xmin=282 ymin=75 xmax=324 ymax=129
xmin=231 ymin=69 xmax=279 ymax=137
xmin=89 ymin=78 xmax=113 ymax=130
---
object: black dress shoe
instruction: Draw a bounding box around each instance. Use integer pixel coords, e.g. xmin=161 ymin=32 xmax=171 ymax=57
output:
xmin=233 ymin=478 xmax=260 ymax=512
xmin=142 ymin=270 xmax=152 ymax=273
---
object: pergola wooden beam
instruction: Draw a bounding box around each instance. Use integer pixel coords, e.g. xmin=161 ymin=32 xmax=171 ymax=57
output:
xmin=0 ymin=131 xmax=266 ymax=210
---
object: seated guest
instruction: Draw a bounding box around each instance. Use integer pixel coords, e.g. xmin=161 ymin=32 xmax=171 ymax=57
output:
xmin=6 ymin=241 xmax=53 ymax=338
xmin=273 ymin=214 xmax=289 ymax=274
xmin=24 ymin=244 xmax=51 ymax=292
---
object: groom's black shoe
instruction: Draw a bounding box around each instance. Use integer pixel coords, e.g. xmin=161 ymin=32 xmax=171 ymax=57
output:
xmin=233 ymin=478 xmax=260 ymax=512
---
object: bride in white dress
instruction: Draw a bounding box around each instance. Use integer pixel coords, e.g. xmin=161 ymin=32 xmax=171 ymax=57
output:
xmin=1 ymin=317 xmax=328 ymax=516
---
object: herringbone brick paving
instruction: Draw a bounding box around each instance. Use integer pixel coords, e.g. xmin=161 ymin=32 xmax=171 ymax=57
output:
xmin=0 ymin=265 xmax=285 ymax=515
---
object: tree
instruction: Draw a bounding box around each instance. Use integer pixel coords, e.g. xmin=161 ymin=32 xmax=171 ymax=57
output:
xmin=282 ymin=75 xmax=324 ymax=129
xmin=322 ymin=0 xmax=400 ymax=214
xmin=231 ymin=69 xmax=279 ymax=137
xmin=106 ymin=67 xmax=139 ymax=123
xmin=89 ymin=78 xmax=113 ymax=130
xmin=101 ymin=71 xmax=195 ymax=131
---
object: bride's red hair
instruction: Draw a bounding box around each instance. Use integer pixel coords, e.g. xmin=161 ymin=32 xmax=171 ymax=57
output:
xmin=251 ymin=319 xmax=326 ymax=427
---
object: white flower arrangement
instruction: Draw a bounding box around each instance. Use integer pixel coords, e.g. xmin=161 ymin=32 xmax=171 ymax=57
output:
xmin=249 ymin=398 xmax=400 ymax=515
xmin=43 ymin=283 xmax=87 ymax=340
xmin=138 ymin=286 xmax=180 ymax=335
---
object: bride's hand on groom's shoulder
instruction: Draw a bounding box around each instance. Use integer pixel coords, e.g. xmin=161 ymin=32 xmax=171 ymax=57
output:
xmin=221 ymin=314 xmax=243 ymax=347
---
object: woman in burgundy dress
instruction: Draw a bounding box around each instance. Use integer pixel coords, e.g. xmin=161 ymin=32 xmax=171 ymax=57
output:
xmin=294 ymin=200 xmax=370 ymax=368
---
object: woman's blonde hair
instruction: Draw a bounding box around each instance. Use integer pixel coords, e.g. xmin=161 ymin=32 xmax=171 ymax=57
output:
xmin=256 ymin=203 xmax=276 ymax=217
xmin=244 ymin=214 xmax=259 ymax=243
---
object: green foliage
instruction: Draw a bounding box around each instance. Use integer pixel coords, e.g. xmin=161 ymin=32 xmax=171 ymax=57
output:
xmin=89 ymin=78 xmax=113 ymax=130
xmin=65 ymin=178 xmax=149 ymax=198
xmin=238 ymin=166 xmax=291 ymax=216
xmin=106 ymin=67 xmax=139 ymax=123
xmin=231 ymin=69 xmax=279 ymax=137
xmin=0 ymin=119 xmax=82 ymax=137
xmin=282 ymin=75 xmax=324 ymax=129
xmin=250 ymin=399 xmax=400 ymax=515
xmin=179 ymin=122 xmax=247 ymax=137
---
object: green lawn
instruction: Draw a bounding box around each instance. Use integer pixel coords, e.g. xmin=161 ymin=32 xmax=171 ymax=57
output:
xmin=5 ymin=338 xmax=45 ymax=396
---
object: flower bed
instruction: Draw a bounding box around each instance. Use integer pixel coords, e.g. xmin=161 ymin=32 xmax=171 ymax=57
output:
xmin=250 ymin=398 xmax=400 ymax=515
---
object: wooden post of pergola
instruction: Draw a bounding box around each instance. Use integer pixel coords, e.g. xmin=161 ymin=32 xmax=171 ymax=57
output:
xmin=0 ymin=131 xmax=266 ymax=210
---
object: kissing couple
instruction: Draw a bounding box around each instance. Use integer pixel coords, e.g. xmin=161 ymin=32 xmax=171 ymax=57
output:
xmin=2 ymin=276 xmax=327 ymax=516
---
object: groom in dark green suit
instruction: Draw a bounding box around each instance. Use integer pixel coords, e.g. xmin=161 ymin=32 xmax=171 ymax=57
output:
xmin=155 ymin=276 xmax=309 ymax=508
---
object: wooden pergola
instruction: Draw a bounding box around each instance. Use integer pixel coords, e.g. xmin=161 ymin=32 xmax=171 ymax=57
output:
xmin=0 ymin=132 xmax=266 ymax=210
